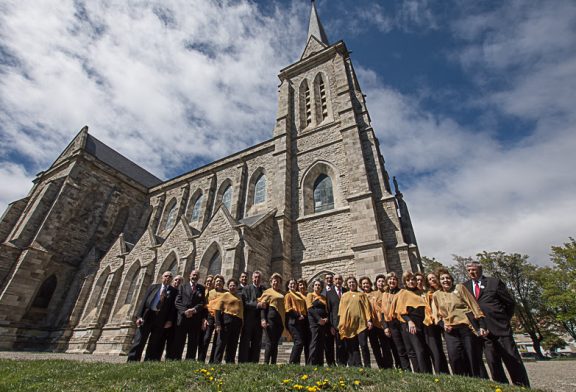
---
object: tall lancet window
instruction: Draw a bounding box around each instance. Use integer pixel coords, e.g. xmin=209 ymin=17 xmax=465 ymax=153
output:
xmin=190 ymin=194 xmax=203 ymax=222
xmin=221 ymin=185 xmax=232 ymax=211
xmin=254 ymin=174 xmax=266 ymax=204
xmin=313 ymin=174 xmax=334 ymax=213
xmin=299 ymin=79 xmax=312 ymax=129
xmin=319 ymin=77 xmax=328 ymax=120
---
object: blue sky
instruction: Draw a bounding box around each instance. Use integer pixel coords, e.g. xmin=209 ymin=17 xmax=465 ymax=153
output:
xmin=1 ymin=0 xmax=575 ymax=265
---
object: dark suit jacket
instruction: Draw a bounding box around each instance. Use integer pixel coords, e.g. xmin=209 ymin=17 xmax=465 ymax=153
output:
xmin=326 ymin=286 xmax=347 ymax=328
xmin=136 ymin=283 xmax=177 ymax=325
xmin=241 ymin=284 xmax=264 ymax=321
xmin=464 ymin=276 xmax=515 ymax=336
xmin=175 ymin=282 xmax=206 ymax=326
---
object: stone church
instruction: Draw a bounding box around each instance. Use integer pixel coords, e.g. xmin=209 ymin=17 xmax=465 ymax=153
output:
xmin=0 ymin=3 xmax=420 ymax=354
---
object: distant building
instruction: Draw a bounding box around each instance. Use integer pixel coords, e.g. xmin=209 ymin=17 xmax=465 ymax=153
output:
xmin=0 ymin=3 xmax=420 ymax=353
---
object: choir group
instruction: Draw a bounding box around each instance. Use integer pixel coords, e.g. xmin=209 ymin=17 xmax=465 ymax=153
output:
xmin=126 ymin=263 xmax=530 ymax=387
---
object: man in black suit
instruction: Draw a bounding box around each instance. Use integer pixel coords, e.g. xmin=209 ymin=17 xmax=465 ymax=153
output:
xmin=238 ymin=270 xmax=266 ymax=363
xmin=321 ymin=273 xmax=336 ymax=365
xmin=172 ymin=269 xmax=207 ymax=360
xmin=464 ymin=261 xmax=530 ymax=387
xmin=238 ymin=271 xmax=248 ymax=296
xmin=326 ymin=274 xmax=348 ymax=366
xmin=127 ymin=271 xmax=177 ymax=362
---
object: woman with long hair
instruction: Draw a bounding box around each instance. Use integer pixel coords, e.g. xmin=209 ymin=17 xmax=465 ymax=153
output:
xmin=306 ymin=279 xmax=328 ymax=366
xmin=360 ymin=276 xmax=393 ymax=368
xmin=338 ymin=276 xmax=372 ymax=367
xmin=381 ymin=272 xmax=411 ymax=370
xmin=424 ymin=272 xmax=450 ymax=374
xmin=432 ymin=268 xmax=488 ymax=378
xmin=258 ymin=273 xmax=285 ymax=364
xmin=389 ymin=271 xmax=432 ymax=373
xmin=213 ymin=278 xmax=243 ymax=364
xmin=284 ymin=278 xmax=308 ymax=364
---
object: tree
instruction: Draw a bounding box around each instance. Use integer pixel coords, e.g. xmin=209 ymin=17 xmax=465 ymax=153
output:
xmin=449 ymin=255 xmax=472 ymax=284
xmin=539 ymin=238 xmax=576 ymax=340
xmin=420 ymin=256 xmax=447 ymax=274
xmin=541 ymin=332 xmax=567 ymax=355
xmin=477 ymin=251 xmax=548 ymax=359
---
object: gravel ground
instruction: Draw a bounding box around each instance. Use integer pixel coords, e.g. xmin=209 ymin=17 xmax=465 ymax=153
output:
xmin=1 ymin=351 xmax=574 ymax=391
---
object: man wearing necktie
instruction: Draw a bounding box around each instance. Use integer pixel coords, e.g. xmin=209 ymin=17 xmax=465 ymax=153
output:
xmin=127 ymin=271 xmax=177 ymax=362
xmin=173 ymin=269 xmax=206 ymax=360
xmin=464 ymin=261 xmax=530 ymax=387
xmin=326 ymin=274 xmax=348 ymax=366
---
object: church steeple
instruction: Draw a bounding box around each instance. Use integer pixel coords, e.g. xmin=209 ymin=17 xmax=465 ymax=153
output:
xmin=307 ymin=0 xmax=329 ymax=45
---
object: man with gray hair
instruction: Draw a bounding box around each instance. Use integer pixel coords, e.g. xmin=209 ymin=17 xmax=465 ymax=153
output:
xmin=464 ymin=261 xmax=530 ymax=387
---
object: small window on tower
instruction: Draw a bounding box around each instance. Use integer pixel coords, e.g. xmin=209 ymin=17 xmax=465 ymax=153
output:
xmin=313 ymin=174 xmax=334 ymax=213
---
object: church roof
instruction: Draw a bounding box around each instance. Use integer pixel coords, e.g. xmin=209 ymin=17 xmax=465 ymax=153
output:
xmin=84 ymin=134 xmax=162 ymax=188
xmin=307 ymin=1 xmax=329 ymax=45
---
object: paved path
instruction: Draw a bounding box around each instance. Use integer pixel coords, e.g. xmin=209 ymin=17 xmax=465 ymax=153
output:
xmin=1 ymin=351 xmax=575 ymax=391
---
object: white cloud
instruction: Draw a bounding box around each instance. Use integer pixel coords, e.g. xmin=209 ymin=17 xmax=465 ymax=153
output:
xmin=358 ymin=0 xmax=576 ymax=265
xmin=0 ymin=163 xmax=33 ymax=214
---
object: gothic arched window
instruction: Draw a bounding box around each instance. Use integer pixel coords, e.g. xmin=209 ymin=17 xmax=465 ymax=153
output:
xmin=31 ymin=274 xmax=57 ymax=309
xmin=313 ymin=174 xmax=334 ymax=213
xmin=124 ymin=270 xmax=140 ymax=305
xmin=254 ymin=174 xmax=266 ymax=204
xmin=314 ymin=73 xmax=328 ymax=122
xmin=221 ymin=185 xmax=232 ymax=211
xmin=164 ymin=201 xmax=178 ymax=231
xmin=207 ymin=251 xmax=222 ymax=276
xmin=299 ymin=79 xmax=312 ymax=130
xmin=190 ymin=194 xmax=203 ymax=222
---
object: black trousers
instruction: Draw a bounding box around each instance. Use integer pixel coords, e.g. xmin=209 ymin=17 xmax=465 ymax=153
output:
xmin=263 ymin=310 xmax=284 ymax=364
xmin=164 ymin=326 xmax=178 ymax=360
xmin=286 ymin=316 xmax=308 ymax=365
xmin=127 ymin=312 xmax=167 ymax=362
xmin=400 ymin=323 xmax=432 ymax=373
xmin=172 ymin=316 xmax=202 ymax=360
xmin=483 ymin=334 xmax=530 ymax=387
xmin=213 ymin=314 xmax=242 ymax=364
xmin=368 ymin=327 xmax=394 ymax=369
xmin=198 ymin=315 xmax=215 ymax=362
xmin=424 ymin=324 xmax=450 ymax=374
xmin=238 ymin=313 xmax=263 ymax=363
xmin=389 ymin=320 xmax=411 ymax=370
xmin=308 ymin=322 xmax=326 ymax=366
xmin=345 ymin=330 xmax=370 ymax=367
xmin=444 ymin=325 xmax=486 ymax=378
xmin=324 ymin=328 xmax=335 ymax=365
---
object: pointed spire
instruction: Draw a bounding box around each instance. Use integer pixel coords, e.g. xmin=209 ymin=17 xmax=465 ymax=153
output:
xmin=307 ymin=0 xmax=329 ymax=45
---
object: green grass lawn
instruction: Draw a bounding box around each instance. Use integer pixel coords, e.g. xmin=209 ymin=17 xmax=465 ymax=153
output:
xmin=0 ymin=359 xmax=535 ymax=392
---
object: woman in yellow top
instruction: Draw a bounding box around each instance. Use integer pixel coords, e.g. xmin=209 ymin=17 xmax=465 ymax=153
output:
xmin=381 ymin=272 xmax=411 ymax=370
xmin=423 ymin=272 xmax=449 ymax=374
xmin=284 ymin=278 xmax=308 ymax=364
xmin=297 ymin=278 xmax=311 ymax=364
xmin=202 ymin=275 xmax=227 ymax=363
xmin=360 ymin=276 xmax=393 ymax=368
xmin=338 ymin=276 xmax=372 ymax=367
xmin=258 ymin=273 xmax=285 ymax=364
xmin=214 ymin=278 xmax=243 ymax=364
xmin=306 ymin=279 xmax=328 ymax=366
xmin=432 ymin=268 xmax=488 ymax=378
xmin=389 ymin=271 xmax=432 ymax=373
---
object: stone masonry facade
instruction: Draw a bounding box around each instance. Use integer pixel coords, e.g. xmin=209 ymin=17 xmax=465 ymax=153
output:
xmin=0 ymin=6 xmax=420 ymax=354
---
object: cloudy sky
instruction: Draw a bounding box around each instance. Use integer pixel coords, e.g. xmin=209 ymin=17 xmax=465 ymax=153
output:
xmin=1 ymin=0 xmax=574 ymax=265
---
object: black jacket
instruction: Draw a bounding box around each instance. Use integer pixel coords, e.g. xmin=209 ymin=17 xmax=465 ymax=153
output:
xmin=326 ymin=286 xmax=347 ymax=328
xmin=464 ymin=276 xmax=515 ymax=336
xmin=175 ymin=282 xmax=206 ymax=326
xmin=136 ymin=283 xmax=177 ymax=325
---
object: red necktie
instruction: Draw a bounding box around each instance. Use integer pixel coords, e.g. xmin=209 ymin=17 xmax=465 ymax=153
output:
xmin=337 ymin=288 xmax=341 ymax=298
xmin=474 ymin=281 xmax=480 ymax=299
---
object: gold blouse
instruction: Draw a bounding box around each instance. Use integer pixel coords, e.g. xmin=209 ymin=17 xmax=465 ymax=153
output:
xmin=338 ymin=291 xmax=371 ymax=339
xmin=216 ymin=291 xmax=244 ymax=320
xmin=380 ymin=291 xmax=398 ymax=323
xmin=306 ymin=292 xmax=327 ymax=310
xmin=431 ymin=284 xmax=485 ymax=332
xmin=285 ymin=290 xmax=307 ymax=316
xmin=258 ymin=288 xmax=285 ymax=321
xmin=207 ymin=289 xmax=227 ymax=317
xmin=366 ymin=290 xmax=384 ymax=329
xmin=389 ymin=288 xmax=432 ymax=326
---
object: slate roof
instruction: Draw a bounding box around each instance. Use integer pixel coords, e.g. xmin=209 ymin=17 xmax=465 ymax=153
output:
xmin=84 ymin=134 xmax=162 ymax=188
